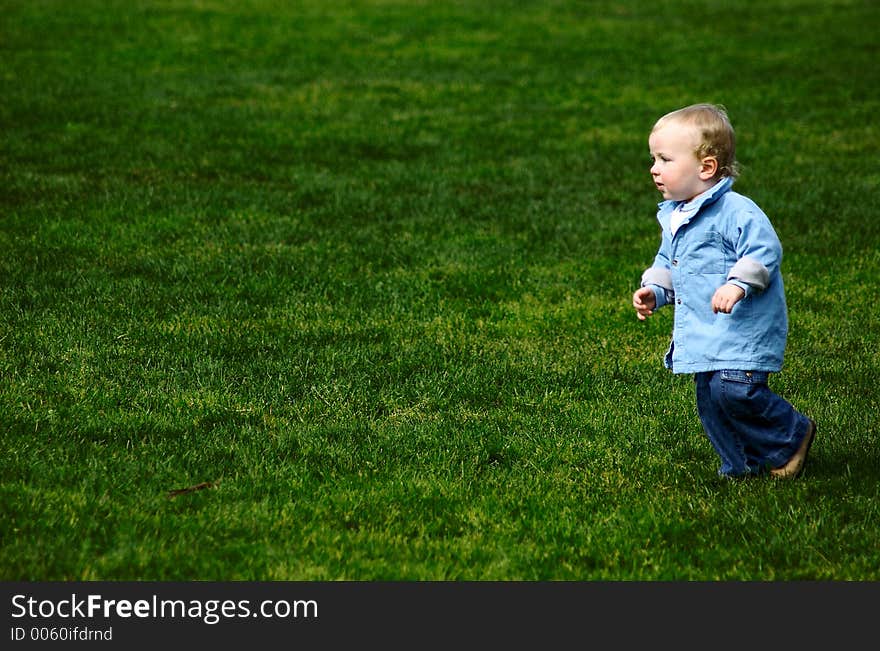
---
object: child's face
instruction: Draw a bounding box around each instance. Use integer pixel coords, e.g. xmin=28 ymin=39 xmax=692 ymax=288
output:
xmin=649 ymin=121 xmax=713 ymax=202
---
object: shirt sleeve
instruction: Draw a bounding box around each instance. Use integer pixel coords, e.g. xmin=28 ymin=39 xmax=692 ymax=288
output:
xmin=641 ymin=231 xmax=675 ymax=309
xmin=726 ymin=208 xmax=782 ymax=294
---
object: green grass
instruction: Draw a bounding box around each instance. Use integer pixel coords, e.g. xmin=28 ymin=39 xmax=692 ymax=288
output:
xmin=1 ymin=0 xmax=878 ymax=580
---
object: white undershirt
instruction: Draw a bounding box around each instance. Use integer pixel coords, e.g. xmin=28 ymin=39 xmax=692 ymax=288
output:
xmin=669 ymin=205 xmax=689 ymax=236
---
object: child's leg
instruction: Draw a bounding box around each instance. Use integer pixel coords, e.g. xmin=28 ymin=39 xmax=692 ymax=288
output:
xmin=711 ymin=370 xmax=812 ymax=473
xmin=694 ymin=372 xmax=763 ymax=476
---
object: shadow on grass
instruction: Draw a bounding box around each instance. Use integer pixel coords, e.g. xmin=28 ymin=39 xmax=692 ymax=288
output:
xmin=808 ymin=447 xmax=880 ymax=493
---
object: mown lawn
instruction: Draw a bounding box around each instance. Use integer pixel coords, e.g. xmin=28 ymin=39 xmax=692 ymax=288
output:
xmin=1 ymin=0 xmax=878 ymax=580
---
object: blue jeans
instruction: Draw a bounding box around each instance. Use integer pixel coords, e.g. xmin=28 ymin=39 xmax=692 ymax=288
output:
xmin=694 ymin=370 xmax=811 ymax=477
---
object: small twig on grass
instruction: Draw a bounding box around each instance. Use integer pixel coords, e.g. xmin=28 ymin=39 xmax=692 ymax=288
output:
xmin=167 ymin=481 xmax=217 ymax=498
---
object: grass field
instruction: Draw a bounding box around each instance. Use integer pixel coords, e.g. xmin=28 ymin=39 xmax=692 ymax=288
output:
xmin=2 ymin=0 xmax=879 ymax=580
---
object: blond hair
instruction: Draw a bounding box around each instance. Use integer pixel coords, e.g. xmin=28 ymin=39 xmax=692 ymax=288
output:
xmin=652 ymin=103 xmax=740 ymax=179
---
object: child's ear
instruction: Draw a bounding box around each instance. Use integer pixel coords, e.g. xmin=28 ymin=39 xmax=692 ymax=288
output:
xmin=699 ymin=156 xmax=718 ymax=180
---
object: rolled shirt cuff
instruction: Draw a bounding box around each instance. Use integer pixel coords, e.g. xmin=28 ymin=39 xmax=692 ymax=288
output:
xmin=727 ymin=256 xmax=770 ymax=291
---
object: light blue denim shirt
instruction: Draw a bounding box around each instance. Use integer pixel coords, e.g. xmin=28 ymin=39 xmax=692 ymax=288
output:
xmin=641 ymin=176 xmax=789 ymax=373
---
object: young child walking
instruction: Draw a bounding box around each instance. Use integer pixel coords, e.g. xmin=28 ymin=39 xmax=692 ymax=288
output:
xmin=633 ymin=103 xmax=816 ymax=479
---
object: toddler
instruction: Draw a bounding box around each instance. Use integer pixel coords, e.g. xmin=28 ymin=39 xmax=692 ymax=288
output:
xmin=632 ymin=103 xmax=816 ymax=479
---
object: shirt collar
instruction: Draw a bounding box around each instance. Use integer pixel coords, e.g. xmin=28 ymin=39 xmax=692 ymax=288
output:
xmin=670 ymin=176 xmax=734 ymax=214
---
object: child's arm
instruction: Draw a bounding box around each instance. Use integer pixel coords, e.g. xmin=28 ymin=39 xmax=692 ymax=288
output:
xmin=725 ymin=208 xmax=783 ymax=297
xmin=635 ymin=233 xmax=674 ymax=319
xmin=711 ymin=207 xmax=782 ymax=314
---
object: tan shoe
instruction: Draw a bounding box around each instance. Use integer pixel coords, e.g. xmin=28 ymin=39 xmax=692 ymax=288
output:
xmin=770 ymin=419 xmax=817 ymax=479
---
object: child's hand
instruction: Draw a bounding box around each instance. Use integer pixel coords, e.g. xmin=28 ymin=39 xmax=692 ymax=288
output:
xmin=633 ymin=286 xmax=657 ymax=321
xmin=712 ymin=283 xmax=746 ymax=314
